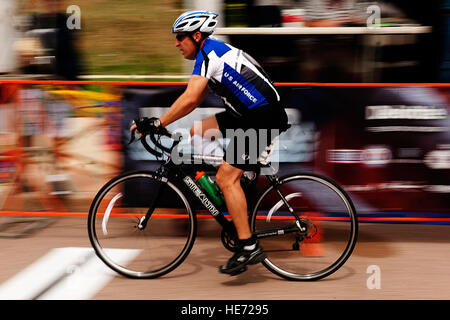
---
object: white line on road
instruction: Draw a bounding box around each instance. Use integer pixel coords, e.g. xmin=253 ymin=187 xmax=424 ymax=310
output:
xmin=0 ymin=247 xmax=141 ymax=300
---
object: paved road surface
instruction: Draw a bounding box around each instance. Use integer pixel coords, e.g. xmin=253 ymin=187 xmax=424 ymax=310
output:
xmin=0 ymin=216 xmax=449 ymax=301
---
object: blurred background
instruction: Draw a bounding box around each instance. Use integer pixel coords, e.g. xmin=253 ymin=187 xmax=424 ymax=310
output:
xmin=0 ymin=0 xmax=449 ymax=224
xmin=1 ymin=0 xmax=449 ymax=82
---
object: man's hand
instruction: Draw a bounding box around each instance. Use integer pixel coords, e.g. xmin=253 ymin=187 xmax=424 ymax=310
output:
xmin=130 ymin=122 xmax=139 ymax=136
xmin=130 ymin=117 xmax=162 ymax=137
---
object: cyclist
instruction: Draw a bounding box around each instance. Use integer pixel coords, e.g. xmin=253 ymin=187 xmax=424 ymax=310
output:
xmin=131 ymin=10 xmax=289 ymax=276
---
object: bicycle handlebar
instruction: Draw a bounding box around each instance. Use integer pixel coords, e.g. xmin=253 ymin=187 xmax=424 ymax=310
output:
xmin=129 ymin=124 xmax=181 ymax=158
xmin=129 ymin=120 xmax=291 ymax=159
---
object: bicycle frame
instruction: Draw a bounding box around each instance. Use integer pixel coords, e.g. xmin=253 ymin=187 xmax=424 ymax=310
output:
xmin=156 ymin=156 xmax=306 ymax=240
xmin=161 ymin=156 xmax=232 ymax=229
xmin=136 ymin=131 xmax=307 ymax=239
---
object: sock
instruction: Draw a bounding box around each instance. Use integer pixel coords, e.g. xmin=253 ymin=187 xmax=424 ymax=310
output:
xmin=244 ymin=243 xmax=256 ymax=251
xmin=238 ymin=237 xmax=257 ymax=251
xmin=243 ymin=171 xmax=256 ymax=181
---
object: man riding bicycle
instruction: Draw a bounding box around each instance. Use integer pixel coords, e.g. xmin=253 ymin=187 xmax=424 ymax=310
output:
xmin=131 ymin=10 xmax=289 ymax=276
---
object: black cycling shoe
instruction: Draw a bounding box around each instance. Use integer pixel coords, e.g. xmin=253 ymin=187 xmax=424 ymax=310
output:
xmin=228 ymin=266 xmax=247 ymax=276
xmin=219 ymin=243 xmax=266 ymax=276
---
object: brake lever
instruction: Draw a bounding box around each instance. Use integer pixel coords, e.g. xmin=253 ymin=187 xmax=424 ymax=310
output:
xmin=128 ymin=127 xmax=162 ymax=157
xmin=129 ymin=128 xmax=137 ymax=145
xmin=140 ymin=134 xmax=163 ymax=158
xmin=149 ymin=132 xmax=172 ymax=153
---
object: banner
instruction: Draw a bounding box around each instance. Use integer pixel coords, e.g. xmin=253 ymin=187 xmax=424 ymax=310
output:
xmin=122 ymin=84 xmax=450 ymax=218
xmin=1 ymin=82 xmax=449 ymax=221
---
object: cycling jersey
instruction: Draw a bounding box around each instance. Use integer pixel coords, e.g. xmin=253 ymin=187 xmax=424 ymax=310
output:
xmin=192 ymin=37 xmax=281 ymax=117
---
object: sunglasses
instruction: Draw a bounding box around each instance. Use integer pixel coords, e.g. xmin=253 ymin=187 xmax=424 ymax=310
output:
xmin=175 ymin=33 xmax=188 ymax=41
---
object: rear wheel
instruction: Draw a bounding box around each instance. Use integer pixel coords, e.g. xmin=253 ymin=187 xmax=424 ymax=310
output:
xmin=250 ymin=173 xmax=358 ymax=281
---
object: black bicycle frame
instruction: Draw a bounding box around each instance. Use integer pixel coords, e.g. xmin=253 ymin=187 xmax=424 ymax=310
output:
xmin=164 ymin=158 xmax=232 ymax=228
xmin=139 ymin=132 xmax=305 ymax=238
xmin=164 ymin=155 xmax=306 ymax=238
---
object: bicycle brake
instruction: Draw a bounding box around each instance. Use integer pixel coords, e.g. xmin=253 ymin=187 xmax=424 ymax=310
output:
xmin=129 ymin=128 xmax=137 ymax=145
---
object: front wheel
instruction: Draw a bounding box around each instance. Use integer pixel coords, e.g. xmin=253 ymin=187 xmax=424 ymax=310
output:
xmin=250 ymin=173 xmax=358 ymax=281
xmin=87 ymin=170 xmax=196 ymax=279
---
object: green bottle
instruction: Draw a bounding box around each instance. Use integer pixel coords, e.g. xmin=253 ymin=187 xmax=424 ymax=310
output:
xmin=195 ymin=171 xmax=224 ymax=207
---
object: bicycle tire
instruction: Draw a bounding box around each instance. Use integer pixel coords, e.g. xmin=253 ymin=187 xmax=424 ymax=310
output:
xmin=88 ymin=170 xmax=197 ymax=279
xmin=250 ymin=173 xmax=358 ymax=281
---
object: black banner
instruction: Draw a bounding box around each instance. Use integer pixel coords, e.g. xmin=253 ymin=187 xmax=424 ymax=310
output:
xmin=122 ymin=84 xmax=450 ymax=218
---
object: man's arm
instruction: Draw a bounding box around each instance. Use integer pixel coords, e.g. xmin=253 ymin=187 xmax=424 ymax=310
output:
xmin=159 ymin=75 xmax=209 ymax=127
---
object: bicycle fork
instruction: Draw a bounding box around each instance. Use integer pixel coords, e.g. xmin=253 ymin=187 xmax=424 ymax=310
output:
xmin=137 ymin=170 xmax=168 ymax=230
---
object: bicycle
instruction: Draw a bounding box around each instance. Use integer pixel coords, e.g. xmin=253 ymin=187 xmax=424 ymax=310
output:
xmin=87 ymin=124 xmax=358 ymax=281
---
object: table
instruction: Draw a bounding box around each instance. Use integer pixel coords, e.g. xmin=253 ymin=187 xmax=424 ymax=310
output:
xmin=215 ymin=26 xmax=432 ymax=35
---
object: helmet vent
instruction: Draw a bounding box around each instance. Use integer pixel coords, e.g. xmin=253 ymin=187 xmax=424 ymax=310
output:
xmin=172 ymin=11 xmax=218 ymax=34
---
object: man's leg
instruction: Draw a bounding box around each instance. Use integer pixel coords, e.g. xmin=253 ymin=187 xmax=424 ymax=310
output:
xmin=216 ymin=160 xmax=266 ymax=275
xmin=190 ymin=115 xmax=265 ymax=274
xmin=190 ymin=114 xmax=221 ymax=138
xmin=216 ymin=161 xmax=251 ymax=240
xmin=190 ymin=116 xmax=252 ymax=239
xmin=190 ymin=115 xmax=223 ymax=161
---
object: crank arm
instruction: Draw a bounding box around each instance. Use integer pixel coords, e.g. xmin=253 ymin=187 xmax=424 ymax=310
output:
xmin=254 ymin=223 xmax=301 ymax=239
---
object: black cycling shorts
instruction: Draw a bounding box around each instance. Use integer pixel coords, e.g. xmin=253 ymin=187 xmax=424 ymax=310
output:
xmin=215 ymin=105 xmax=289 ymax=171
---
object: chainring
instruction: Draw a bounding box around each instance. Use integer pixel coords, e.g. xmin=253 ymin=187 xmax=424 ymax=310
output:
xmin=221 ymin=227 xmax=239 ymax=252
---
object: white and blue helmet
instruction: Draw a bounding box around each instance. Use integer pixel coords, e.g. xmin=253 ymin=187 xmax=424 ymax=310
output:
xmin=172 ymin=10 xmax=218 ymax=34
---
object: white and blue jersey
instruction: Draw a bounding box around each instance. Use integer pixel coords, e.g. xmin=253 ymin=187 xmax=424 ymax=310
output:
xmin=193 ymin=37 xmax=281 ymax=117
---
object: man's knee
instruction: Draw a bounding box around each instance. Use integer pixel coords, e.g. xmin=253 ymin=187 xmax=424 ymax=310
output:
xmin=215 ymin=169 xmax=227 ymax=189
xmin=190 ymin=122 xmax=201 ymax=138
xmin=216 ymin=163 xmax=243 ymax=190
xmin=190 ymin=115 xmax=219 ymax=138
